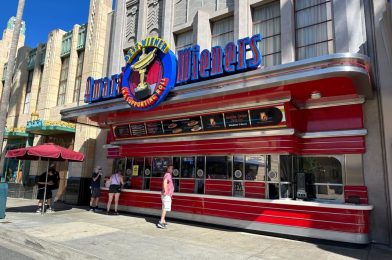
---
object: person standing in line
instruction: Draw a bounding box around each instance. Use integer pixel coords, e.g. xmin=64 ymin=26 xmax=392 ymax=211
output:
xmin=90 ymin=166 xmax=102 ymax=212
xmin=106 ymin=170 xmax=124 ymax=215
xmin=50 ymin=164 xmax=60 ymax=202
xmin=157 ymin=165 xmax=174 ymax=229
xmin=35 ymin=169 xmax=55 ymax=213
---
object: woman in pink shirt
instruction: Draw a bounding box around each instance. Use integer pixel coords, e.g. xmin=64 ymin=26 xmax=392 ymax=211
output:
xmin=157 ymin=165 xmax=174 ymax=229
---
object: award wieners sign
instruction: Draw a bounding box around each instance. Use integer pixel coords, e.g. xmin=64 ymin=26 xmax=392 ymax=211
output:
xmin=85 ymin=34 xmax=263 ymax=111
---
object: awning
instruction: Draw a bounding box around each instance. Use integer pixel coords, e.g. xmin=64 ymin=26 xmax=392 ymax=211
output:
xmin=26 ymin=119 xmax=76 ymax=135
xmin=4 ymin=127 xmax=30 ymax=140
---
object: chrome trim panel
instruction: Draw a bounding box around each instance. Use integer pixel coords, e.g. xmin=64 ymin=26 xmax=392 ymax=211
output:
xmin=111 ymin=128 xmax=295 ymax=145
xmin=345 ymin=154 xmax=365 ymax=186
xmin=61 ymin=53 xmax=373 ymax=123
xmin=110 ymin=128 xmax=367 ymax=145
xmin=294 ymin=95 xmax=365 ymax=110
xmin=101 ymin=187 xmax=373 ymax=210
xmin=98 ymin=203 xmax=370 ymax=244
xmin=111 ymin=96 xmax=291 ymax=125
xmin=297 ymin=129 xmax=367 ymax=139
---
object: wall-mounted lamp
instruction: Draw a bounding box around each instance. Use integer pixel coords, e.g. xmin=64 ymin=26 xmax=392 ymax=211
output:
xmin=30 ymin=112 xmax=39 ymax=121
xmin=310 ymin=91 xmax=322 ymax=99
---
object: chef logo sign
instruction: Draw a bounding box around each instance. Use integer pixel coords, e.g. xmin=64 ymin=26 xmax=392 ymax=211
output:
xmin=85 ymin=34 xmax=262 ymax=111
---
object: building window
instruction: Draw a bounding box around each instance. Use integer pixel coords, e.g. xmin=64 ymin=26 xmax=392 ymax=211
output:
xmin=295 ymin=0 xmax=334 ymax=60
xmin=35 ymin=65 xmax=44 ymax=110
xmin=252 ymin=1 xmax=281 ymax=67
xmin=175 ymin=30 xmax=193 ymax=52
xmin=211 ymin=16 xmax=234 ymax=47
xmin=294 ymin=156 xmax=343 ymax=201
xmin=23 ymin=70 xmax=33 ymax=114
xmin=57 ymin=57 xmax=70 ymax=105
xmin=73 ymin=51 xmax=84 ymax=103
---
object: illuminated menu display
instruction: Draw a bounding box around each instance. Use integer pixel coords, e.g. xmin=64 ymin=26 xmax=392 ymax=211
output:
xmin=113 ymin=106 xmax=285 ymax=139
xmin=114 ymin=125 xmax=131 ymax=138
xmin=130 ymin=124 xmax=146 ymax=136
xmin=146 ymin=122 xmax=164 ymax=135
xmin=224 ymin=111 xmax=250 ymax=128
xmin=163 ymin=116 xmax=202 ymax=134
xmin=201 ymin=113 xmax=225 ymax=131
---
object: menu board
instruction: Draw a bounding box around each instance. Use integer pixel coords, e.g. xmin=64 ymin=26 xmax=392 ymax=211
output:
xmin=224 ymin=111 xmax=250 ymax=128
xmin=249 ymin=107 xmax=283 ymax=127
xmin=163 ymin=116 xmax=202 ymax=134
xmin=114 ymin=125 xmax=131 ymax=138
xmin=113 ymin=105 xmax=286 ymax=140
xmin=201 ymin=113 xmax=225 ymax=131
xmin=146 ymin=121 xmax=164 ymax=135
xmin=130 ymin=124 xmax=146 ymax=136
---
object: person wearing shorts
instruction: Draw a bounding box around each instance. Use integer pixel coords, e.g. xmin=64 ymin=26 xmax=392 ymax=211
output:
xmin=157 ymin=165 xmax=174 ymax=229
xmin=106 ymin=170 xmax=124 ymax=215
xmin=90 ymin=166 xmax=102 ymax=212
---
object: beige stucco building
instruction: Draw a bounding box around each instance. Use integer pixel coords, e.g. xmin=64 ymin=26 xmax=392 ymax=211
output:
xmin=1 ymin=0 xmax=112 ymax=205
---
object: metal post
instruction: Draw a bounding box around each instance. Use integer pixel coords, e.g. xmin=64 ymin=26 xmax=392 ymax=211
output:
xmin=41 ymin=158 xmax=50 ymax=215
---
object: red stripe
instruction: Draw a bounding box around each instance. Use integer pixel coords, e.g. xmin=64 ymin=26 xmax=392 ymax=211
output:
xmin=99 ymin=190 xmax=370 ymax=234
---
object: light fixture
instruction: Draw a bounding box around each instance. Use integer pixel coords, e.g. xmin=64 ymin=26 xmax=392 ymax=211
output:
xmin=310 ymin=91 xmax=322 ymax=99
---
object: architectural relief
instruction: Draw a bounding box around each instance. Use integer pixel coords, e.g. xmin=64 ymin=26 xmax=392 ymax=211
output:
xmin=147 ymin=0 xmax=162 ymax=37
xmin=126 ymin=2 xmax=138 ymax=45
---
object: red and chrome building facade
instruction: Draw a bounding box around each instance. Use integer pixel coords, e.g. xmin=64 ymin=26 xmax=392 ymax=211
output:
xmin=61 ymin=0 xmax=392 ymax=245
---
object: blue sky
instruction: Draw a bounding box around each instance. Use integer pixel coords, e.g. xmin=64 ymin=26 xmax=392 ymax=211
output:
xmin=0 ymin=0 xmax=92 ymax=47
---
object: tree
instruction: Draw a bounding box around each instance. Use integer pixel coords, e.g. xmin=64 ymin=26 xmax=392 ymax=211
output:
xmin=0 ymin=0 xmax=25 ymax=178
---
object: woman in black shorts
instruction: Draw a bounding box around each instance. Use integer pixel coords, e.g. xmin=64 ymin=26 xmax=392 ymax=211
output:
xmin=106 ymin=170 xmax=124 ymax=215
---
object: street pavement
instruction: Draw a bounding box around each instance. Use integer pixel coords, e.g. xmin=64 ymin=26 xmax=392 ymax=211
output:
xmin=1 ymin=198 xmax=392 ymax=260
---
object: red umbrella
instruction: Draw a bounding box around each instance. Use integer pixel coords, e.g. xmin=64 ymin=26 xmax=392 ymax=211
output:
xmin=6 ymin=143 xmax=84 ymax=214
xmin=6 ymin=143 xmax=84 ymax=161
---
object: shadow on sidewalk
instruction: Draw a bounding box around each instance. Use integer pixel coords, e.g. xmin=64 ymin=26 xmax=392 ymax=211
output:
xmin=6 ymin=201 xmax=74 ymax=213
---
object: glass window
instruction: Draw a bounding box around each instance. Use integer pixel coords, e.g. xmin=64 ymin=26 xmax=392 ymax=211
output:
xmin=113 ymin=158 xmax=126 ymax=174
xmin=57 ymin=57 xmax=70 ymax=105
xmin=211 ymin=16 xmax=234 ymax=47
xmin=132 ymin=157 xmax=145 ymax=177
xmin=206 ymin=156 xmax=232 ymax=180
xmin=173 ymin=157 xmax=181 ymax=178
xmin=295 ymin=0 xmax=334 ymax=60
xmin=35 ymin=66 xmax=44 ymax=110
xmin=124 ymin=158 xmax=133 ymax=189
xmin=266 ymin=155 xmax=280 ymax=199
xmin=245 ymin=155 xmax=265 ymax=181
xmin=23 ymin=70 xmax=33 ymax=114
xmin=73 ymin=51 xmax=84 ymax=102
xmin=233 ymin=155 xmax=244 ymax=180
xmin=280 ymin=155 xmax=293 ymax=198
xmin=152 ymin=157 xmax=172 ymax=177
xmin=175 ymin=30 xmax=193 ymax=52
xmin=252 ymin=1 xmax=281 ymax=66
xmin=181 ymin=156 xmax=196 ymax=178
xmin=295 ymin=156 xmax=343 ymax=201
xmin=195 ymin=156 xmax=205 ymax=194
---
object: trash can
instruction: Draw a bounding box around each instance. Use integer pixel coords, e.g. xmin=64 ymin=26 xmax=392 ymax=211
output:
xmin=0 ymin=182 xmax=8 ymax=219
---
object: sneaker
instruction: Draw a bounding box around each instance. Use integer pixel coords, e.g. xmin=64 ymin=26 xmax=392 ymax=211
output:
xmin=113 ymin=211 xmax=119 ymax=215
xmin=89 ymin=208 xmax=94 ymax=212
xmin=46 ymin=208 xmax=54 ymax=213
xmin=157 ymin=221 xmax=166 ymax=229
xmin=36 ymin=208 xmax=42 ymax=214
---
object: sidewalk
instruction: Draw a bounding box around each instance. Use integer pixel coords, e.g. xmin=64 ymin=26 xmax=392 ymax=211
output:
xmin=1 ymin=198 xmax=392 ymax=260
